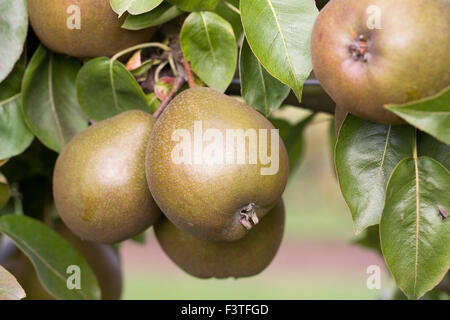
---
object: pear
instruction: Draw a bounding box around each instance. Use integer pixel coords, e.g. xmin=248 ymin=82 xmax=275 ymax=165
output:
xmin=0 ymin=224 xmax=122 ymax=300
xmin=53 ymin=111 xmax=161 ymax=244
xmin=27 ymin=0 xmax=155 ymax=58
xmin=311 ymin=0 xmax=450 ymax=124
xmin=155 ymin=200 xmax=285 ymax=279
xmin=146 ymin=87 xmax=289 ymax=242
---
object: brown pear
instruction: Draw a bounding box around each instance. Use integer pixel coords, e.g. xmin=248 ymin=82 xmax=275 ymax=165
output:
xmin=311 ymin=0 xmax=450 ymax=124
xmin=27 ymin=0 xmax=155 ymax=58
xmin=53 ymin=111 xmax=161 ymax=244
xmin=146 ymin=87 xmax=289 ymax=242
xmin=155 ymin=200 xmax=285 ymax=279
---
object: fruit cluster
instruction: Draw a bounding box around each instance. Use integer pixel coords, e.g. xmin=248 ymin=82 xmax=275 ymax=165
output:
xmin=1 ymin=0 xmax=448 ymax=301
xmin=53 ymin=87 xmax=289 ymax=279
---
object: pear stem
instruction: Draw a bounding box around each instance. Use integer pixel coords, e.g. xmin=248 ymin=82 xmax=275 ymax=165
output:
xmin=154 ymin=60 xmax=169 ymax=83
xmin=153 ymin=76 xmax=185 ymax=119
xmin=224 ymin=1 xmax=241 ymax=15
xmin=182 ymin=59 xmax=196 ymax=89
xmin=111 ymin=42 xmax=171 ymax=62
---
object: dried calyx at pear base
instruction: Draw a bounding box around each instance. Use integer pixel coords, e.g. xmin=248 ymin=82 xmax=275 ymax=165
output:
xmin=27 ymin=0 xmax=155 ymax=58
xmin=155 ymin=200 xmax=285 ymax=279
xmin=53 ymin=111 xmax=162 ymax=244
xmin=146 ymin=87 xmax=289 ymax=242
xmin=311 ymin=0 xmax=450 ymax=125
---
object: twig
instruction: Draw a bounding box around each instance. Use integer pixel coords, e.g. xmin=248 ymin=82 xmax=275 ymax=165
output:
xmin=224 ymin=0 xmax=241 ymax=15
xmin=154 ymin=60 xmax=169 ymax=83
xmin=182 ymin=59 xmax=196 ymax=89
xmin=153 ymin=76 xmax=185 ymax=119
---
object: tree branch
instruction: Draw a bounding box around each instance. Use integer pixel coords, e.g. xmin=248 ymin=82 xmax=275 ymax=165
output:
xmin=153 ymin=76 xmax=185 ymax=119
xmin=226 ymin=79 xmax=336 ymax=115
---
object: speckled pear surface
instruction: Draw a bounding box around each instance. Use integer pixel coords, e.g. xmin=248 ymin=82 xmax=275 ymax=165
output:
xmin=27 ymin=0 xmax=155 ymax=58
xmin=53 ymin=111 xmax=161 ymax=244
xmin=311 ymin=0 xmax=450 ymax=124
xmin=146 ymin=87 xmax=289 ymax=242
xmin=155 ymin=200 xmax=285 ymax=279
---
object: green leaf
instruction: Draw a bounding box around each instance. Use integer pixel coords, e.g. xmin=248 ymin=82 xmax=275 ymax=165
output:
xmin=122 ymin=2 xmax=183 ymax=30
xmin=271 ymin=114 xmax=314 ymax=177
xmin=0 ymin=173 xmax=10 ymax=210
xmin=387 ymin=87 xmax=450 ymax=145
xmin=0 ymin=215 xmax=101 ymax=300
xmin=353 ymin=225 xmax=381 ymax=254
xmin=22 ymin=46 xmax=88 ymax=153
xmin=284 ymin=114 xmax=314 ymax=176
xmin=418 ymin=131 xmax=450 ymax=171
xmin=240 ymin=0 xmax=318 ymax=100
xmin=215 ymin=0 xmax=242 ymax=38
xmin=0 ymin=265 xmax=26 ymax=300
xmin=240 ymin=38 xmax=290 ymax=116
xmin=0 ymin=0 xmax=27 ymax=82
xmin=130 ymin=59 xmax=158 ymax=78
xmin=380 ymin=157 xmax=450 ymax=300
xmin=0 ymin=51 xmax=26 ymax=100
xmin=76 ymin=57 xmax=150 ymax=121
xmin=180 ymin=12 xmax=237 ymax=92
xmin=146 ymin=93 xmax=161 ymax=113
xmin=0 ymin=159 xmax=8 ymax=167
xmin=0 ymin=54 xmax=34 ymax=160
xmin=335 ymin=115 xmax=415 ymax=234
xmin=167 ymin=0 xmax=220 ymax=12
xmin=110 ymin=0 xmax=163 ymax=17
xmin=0 ymin=95 xmax=34 ymax=160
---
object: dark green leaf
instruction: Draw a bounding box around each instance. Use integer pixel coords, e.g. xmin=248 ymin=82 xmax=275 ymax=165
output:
xmin=0 ymin=215 xmax=101 ymax=300
xmin=146 ymin=93 xmax=161 ymax=113
xmin=215 ymin=0 xmax=242 ymax=38
xmin=387 ymin=87 xmax=450 ymax=145
xmin=353 ymin=225 xmax=381 ymax=254
xmin=76 ymin=57 xmax=150 ymax=121
xmin=0 ymin=52 xmax=26 ymax=100
xmin=167 ymin=0 xmax=220 ymax=12
xmin=22 ymin=46 xmax=88 ymax=153
xmin=180 ymin=12 xmax=237 ymax=92
xmin=380 ymin=157 xmax=450 ymax=299
xmin=0 ymin=0 xmax=27 ymax=82
xmin=418 ymin=131 xmax=450 ymax=170
xmin=0 ymin=265 xmax=26 ymax=300
xmin=240 ymin=39 xmax=290 ymax=116
xmin=272 ymin=114 xmax=314 ymax=177
xmin=110 ymin=0 xmax=163 ymax=16
xmin=335 ymin=115 xmax=415 ymax=234
xmin=0 ymin=53 xmax=34 ymax=160
xmin=240 ymin=0 xmax=318 ymax=100
xmin=122 ymin=2 xmax=184 ymax=30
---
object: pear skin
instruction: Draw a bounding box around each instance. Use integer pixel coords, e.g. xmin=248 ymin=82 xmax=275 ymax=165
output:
xmin=27 ymin=0 xmax=155 ymax=58
xmin=53 ymin=111 xmax=161 ymax=244
xmin=146 ymin=87 xmax=289 ymax=242
xmin=155 ymin=200 xmax=285 ymax=279
xmin=311 ymin=0 xmax=450 ymax=124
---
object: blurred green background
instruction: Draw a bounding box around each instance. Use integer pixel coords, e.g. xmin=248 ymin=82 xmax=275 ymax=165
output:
xmin=120 ymin=108 xmax=394 ymax=300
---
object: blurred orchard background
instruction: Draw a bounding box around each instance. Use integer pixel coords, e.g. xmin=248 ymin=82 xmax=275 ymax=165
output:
xmin=120 ymin=107 xmax=392 ymax=300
